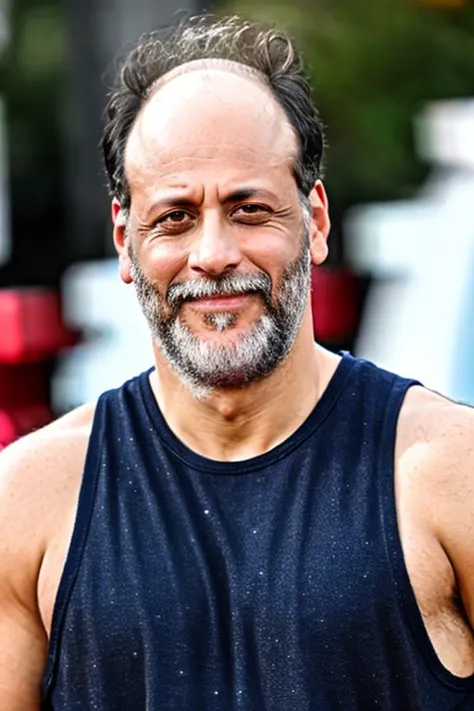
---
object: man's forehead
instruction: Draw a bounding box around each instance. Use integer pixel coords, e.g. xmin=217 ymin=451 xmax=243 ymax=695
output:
xmin=148 ymin=57 xmax=268 ymax=94
xmin=125 ymin=64 xmax=298 ymax=184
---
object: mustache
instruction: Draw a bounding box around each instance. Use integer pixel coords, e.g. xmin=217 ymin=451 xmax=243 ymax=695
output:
xmin=166 ymin=273 xmax=272 ymax=307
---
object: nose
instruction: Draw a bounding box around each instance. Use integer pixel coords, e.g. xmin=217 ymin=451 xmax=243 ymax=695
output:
xmin=188 ymin=214 xmax=243 ymax=276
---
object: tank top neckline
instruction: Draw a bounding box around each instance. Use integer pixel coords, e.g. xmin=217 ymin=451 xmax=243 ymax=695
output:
xmin=138 ymin=352 xmax=357 ymax=474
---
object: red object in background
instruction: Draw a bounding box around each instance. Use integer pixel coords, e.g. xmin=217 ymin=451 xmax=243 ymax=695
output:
xmin=0 ymin=364 xmax=53 ymax=449
xmin=311 ymin=267 xmax=359 ymax=344
xmin=0 ymin=289 xmax=78 ymax=449
xmin=0 ymin=362 xmax=48 ymax=406
xmin=0 ymin=404 xmax=53 ymax=449
xmin=0 ymin=410 xmax=15 ymax=449
xmin=0 ymin=289 xmax=77 ymax=363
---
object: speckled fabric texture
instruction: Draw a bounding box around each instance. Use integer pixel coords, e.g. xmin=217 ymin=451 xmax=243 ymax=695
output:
xmin=41 ymin=354 xmax=474 ymax=710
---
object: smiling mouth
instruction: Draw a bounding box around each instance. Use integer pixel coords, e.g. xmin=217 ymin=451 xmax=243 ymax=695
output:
xmin=187 ymin=293 xmax=256 ymax=311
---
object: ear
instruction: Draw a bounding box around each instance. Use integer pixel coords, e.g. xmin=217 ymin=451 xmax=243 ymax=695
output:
xmin=112 ymin=198 xmax=133 ymax=284
xmin=308 ymin=181 xmax=330 ymax=266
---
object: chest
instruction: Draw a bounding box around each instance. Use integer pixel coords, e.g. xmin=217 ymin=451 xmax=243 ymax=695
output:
xmin=39 ymin=458 xmax=461 ymax=670
xmin=41 ymin=463 xmax=381 ymax=634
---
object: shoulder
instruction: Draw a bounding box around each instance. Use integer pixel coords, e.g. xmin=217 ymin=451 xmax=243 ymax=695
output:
xmin=396 ymin=385 xmax=474 ymax=572
xmin=396 ymin=384 xmax=474 ymax=479
xmin=0 ymin=400 xmax=97 ymax=492
xmin=0 ymin=403 xmax=97 ymax=595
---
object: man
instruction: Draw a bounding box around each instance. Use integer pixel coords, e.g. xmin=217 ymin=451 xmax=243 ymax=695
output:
xmin=1 ymin=13 xmax=473 ymax=711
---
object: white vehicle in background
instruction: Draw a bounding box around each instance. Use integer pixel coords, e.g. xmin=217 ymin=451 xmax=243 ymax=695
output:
xmin=347 ymin=99 xmax=474 ymax=404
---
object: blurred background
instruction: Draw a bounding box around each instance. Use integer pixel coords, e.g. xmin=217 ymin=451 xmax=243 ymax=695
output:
xmin=0 ymin=0 xmax=473 ymax=445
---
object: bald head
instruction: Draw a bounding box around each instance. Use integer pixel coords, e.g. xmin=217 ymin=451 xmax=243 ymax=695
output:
xmin=125 ymin=64 xmax=299 ymax=200
xmin=102 ymin=15 xmax=325 ymax=208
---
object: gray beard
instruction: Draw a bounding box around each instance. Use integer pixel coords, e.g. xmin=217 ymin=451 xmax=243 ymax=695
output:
xmin=204 ymin=312 xmax=238 ymax=332
xmin=129 ymin=234 xmax=311 ymax=397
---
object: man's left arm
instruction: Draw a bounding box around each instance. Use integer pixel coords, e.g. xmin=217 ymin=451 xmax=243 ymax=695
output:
xmin=429 ymin=402 xmax=474 ymax=628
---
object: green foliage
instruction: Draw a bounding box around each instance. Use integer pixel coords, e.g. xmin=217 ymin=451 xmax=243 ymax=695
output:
xmin=0 ymin=0 xmax=66 ymax=236
xmin=219 ymin=0 xmax=474 ymax=209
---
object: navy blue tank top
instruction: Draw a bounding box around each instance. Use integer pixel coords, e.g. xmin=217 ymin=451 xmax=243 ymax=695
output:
xmin=41 ymin=354 xmax=474 ymax=710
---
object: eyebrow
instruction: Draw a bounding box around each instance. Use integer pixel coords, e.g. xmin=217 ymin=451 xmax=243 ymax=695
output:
xmin=222 ymin=188 xmax=274 ymax=203
xmin=144 ymin=187 xmax=277 ymax=217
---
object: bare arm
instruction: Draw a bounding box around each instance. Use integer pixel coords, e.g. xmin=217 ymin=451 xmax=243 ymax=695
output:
xmin=399 ymin=390 xmax=474 ymax=629
xmin=430 ymin=403 xmax=474 ymax=630
xmin=0 ymin=443 xmax=49 ymax=710
xmin=0 ymin=591 xmax=47 ymax=710
xmin=0 ymin=403 xmax=94 ymax=710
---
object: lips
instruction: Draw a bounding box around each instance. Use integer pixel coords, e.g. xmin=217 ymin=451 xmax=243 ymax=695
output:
xmin=187 ymin=294 xmax=253 ymax=311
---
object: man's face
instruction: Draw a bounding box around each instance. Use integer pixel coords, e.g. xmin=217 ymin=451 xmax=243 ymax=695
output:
xmin=128 ymin=223 xmax=311 ymax=393
xmin=116 ymin=64 xmax=328 ymax=393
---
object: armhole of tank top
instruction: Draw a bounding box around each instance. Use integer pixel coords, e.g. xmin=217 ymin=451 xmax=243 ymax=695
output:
xmin=379 ymin=379 xmax=474 ymax=693
xmin=41 ymin=394 xmax=108 ymax=699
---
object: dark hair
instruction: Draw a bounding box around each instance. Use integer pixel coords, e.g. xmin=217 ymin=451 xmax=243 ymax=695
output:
xmin=101 ymin=14 xmax=325 ymax=211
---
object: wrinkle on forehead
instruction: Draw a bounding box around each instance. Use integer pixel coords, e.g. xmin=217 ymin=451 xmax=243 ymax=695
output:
xmin=125 ymin=67 xmax=298 ymax=191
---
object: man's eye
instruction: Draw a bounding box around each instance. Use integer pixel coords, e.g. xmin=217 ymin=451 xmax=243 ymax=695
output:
xmin=239 ymin=204 xmax=265 ymax=213
xmin=233 ymin=204 xmax=270 ymax=218
xmin=151 ymin=210 xmax=194 ymax=235
xmin=159 ymin=210 xmax=190 ymax=223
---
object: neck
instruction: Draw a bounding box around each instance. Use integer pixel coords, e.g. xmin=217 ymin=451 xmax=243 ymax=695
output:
xmin=149 ymin=316 xmax=341 ymax=462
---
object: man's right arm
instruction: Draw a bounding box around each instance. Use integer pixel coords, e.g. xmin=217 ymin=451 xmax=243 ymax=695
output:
xmin=0 ymin=439 xmax=50 ymax=710
xmin=0 ymin=404 xmax=94 ymax=710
